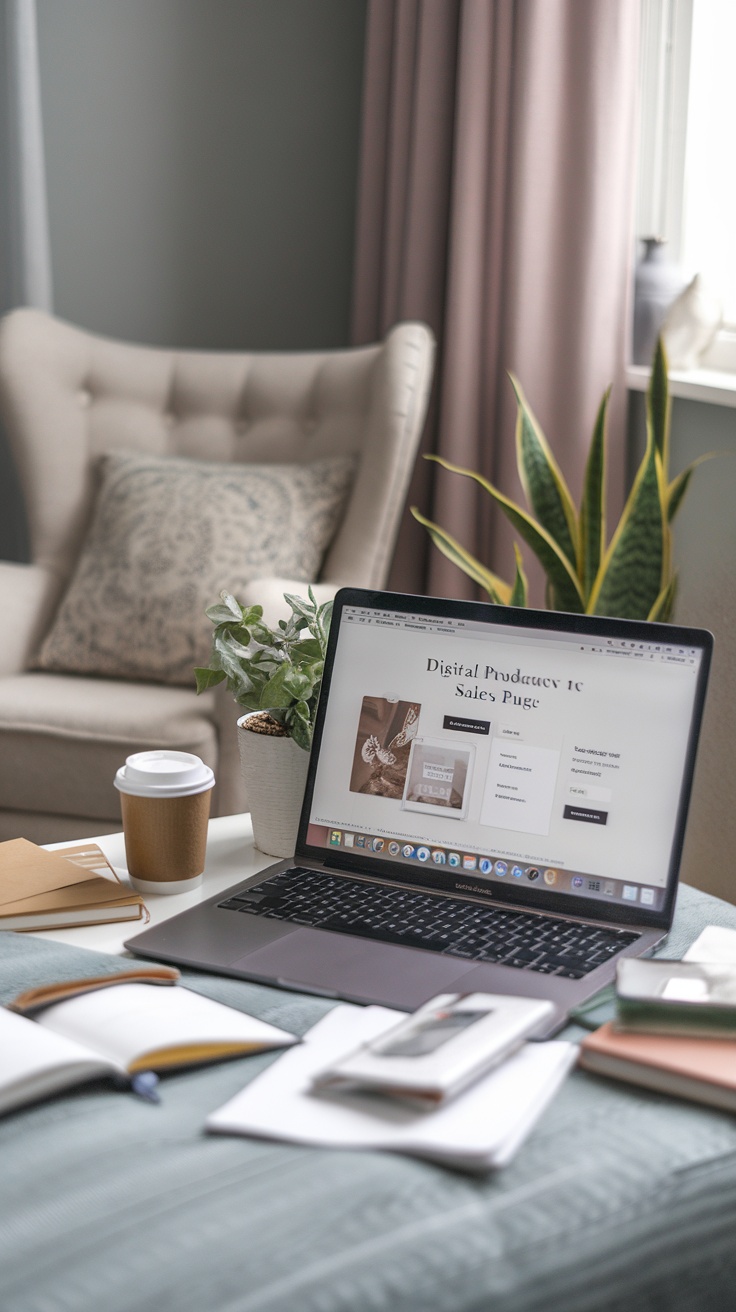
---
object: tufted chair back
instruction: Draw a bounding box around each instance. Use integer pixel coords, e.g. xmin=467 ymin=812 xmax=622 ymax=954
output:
xmin=0 ymin=309 xmax=435 ymax=600
xmin=0 ymin=310 xmax=434 ymax=844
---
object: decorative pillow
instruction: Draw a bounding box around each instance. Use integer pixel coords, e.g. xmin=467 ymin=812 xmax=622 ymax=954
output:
xmin=34 ymin=450 xmax=355 ymax=686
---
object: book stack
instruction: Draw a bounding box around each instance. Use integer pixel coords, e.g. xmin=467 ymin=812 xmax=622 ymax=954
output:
xmin=579 ymin=928 xmax=736 ymax=1112
xmin=0 ymin=838 xmax=146 ymax=931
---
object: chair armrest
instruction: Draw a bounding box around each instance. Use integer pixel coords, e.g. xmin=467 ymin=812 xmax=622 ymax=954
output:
xmin=0 ymin=562 xmax=58 ymax=675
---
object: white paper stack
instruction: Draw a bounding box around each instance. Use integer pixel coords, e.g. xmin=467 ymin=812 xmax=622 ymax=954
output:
xmin=206 ymin=1003 xmax=576 ymax=1172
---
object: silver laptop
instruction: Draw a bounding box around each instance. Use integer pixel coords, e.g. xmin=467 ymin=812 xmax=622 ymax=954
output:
xmin=126 ymin=588 xmax=712 ymax=1035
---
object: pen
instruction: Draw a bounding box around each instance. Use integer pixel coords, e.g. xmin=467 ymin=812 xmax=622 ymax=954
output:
xmin=130 ymin=1071 xmax=160 ymax=1103
xmin=112 ymin=1071 xmax=161 ymax=1103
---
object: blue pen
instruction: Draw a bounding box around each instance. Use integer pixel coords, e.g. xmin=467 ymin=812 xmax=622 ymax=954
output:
xmin=112 ymin=1070 xmax=160 ymax=1103
xmin=130 ymin=1071 xmax=160 ymax=1103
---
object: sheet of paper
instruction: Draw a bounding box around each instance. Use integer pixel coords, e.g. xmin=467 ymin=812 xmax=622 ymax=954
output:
xmin=0 ymin=838 xmax=98 ymax=907
xmin=683 ymin=925 xmax=736 ymax=964
xmin=206 ymin=1004 xmax=576 ymax=1171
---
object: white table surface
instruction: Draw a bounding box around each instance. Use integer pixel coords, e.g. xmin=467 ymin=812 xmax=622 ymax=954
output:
xmin=41 ymin=812 xmax=273 ymax=956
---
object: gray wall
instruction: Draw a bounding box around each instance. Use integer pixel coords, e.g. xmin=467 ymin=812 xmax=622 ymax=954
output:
xmin=36 ymin=0 xmax=366 ymax=351
xmin=1 ymin=0 xmax=366 ymax=559
xmin=629 ymin=392 xmax=736 ymax=903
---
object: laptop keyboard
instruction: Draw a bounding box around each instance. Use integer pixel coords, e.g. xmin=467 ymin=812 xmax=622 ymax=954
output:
xmin=217 ymin=867 xmax=640 ymax=979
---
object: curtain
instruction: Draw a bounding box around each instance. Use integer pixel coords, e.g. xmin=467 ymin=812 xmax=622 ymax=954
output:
xmin=352 ymin=0 xmax=640 ymax=601
xmin=0 ymin=0 xmax=52 ymax=312
xmin=0 ymin=0 xmax=52 ymax=561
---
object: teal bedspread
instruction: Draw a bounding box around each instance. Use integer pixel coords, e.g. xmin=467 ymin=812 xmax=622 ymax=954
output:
xmin=3 ymin=883 xmax=736 ymax=1312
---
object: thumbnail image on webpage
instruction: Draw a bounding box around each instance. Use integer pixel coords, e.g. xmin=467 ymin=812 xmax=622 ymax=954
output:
xmin=402 ymin=737 xmax=474 ymax=819
xmin=350 ymin=697 xmax=420 ymax=798
xmin=349 ymin=697 xmax=473 ymax=819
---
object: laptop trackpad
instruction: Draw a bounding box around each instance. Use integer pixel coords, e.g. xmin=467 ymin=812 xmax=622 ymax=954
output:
xmin=230 ymin=928 xmax=469 ymax=1010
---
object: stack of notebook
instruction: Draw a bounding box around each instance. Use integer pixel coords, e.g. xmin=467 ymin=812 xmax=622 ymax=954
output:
xmin=579 ymin=927 xmax=736 ymax=1112
xmin=0 ymin=838 xmax=146 ymax=931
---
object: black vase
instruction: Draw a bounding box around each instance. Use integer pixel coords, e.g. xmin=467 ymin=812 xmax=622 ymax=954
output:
xmin=632 ymin=238 xmax=686 ymax=365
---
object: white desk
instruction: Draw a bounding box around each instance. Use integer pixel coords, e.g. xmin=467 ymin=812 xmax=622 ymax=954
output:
xmin=42 ymin=812 xmax=272 ymax=955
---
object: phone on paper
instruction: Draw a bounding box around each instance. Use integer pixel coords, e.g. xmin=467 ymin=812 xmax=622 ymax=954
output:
xmin=311 ymin=992 xmax=555 ymax=1108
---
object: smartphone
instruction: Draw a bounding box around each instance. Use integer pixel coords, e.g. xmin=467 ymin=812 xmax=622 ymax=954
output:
xmin=311 ymin=992 xmax=555 ymax=1107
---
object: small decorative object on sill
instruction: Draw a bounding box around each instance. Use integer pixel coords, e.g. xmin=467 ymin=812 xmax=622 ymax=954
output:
xmin=195 ymin=588 xmax=331 ymax=858
xmin=633 ymin=236 xmax=687 ymax=366
xmin=412 ymin=335 xmax=717 ymax=624
xmin=662 ymin=274 xmax=723 ymax=370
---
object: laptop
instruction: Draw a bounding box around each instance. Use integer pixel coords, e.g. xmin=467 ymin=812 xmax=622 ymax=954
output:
xmin=126 ymin=588 xmax=713 ymax=1036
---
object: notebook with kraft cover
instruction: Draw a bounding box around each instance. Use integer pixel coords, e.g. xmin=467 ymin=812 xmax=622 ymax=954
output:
xmin=126 ymin=589 xmax=712 ymax=1036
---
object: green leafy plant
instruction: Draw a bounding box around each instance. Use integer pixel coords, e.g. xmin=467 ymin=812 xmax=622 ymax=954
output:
xmin=412 ymin=338 xmax=710 ymax=622
xmin=194 ymin=588 xmax=331 ymax=750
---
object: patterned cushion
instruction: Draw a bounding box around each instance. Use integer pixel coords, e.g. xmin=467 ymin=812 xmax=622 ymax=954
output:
xmin=33 ymin=451 xmax=355 ymax=686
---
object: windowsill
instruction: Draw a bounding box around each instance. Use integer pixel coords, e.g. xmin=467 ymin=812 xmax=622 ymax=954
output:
xmin=626 ymin=364 xmax=736 ymax=409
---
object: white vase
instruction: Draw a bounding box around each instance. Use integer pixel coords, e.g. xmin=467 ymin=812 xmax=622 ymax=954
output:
xmin=236 ymin=714 xmax=310 ymax=858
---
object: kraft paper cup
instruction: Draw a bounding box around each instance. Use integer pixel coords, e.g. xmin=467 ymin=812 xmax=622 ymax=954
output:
xmin=114 ymin=751 xmax=215 ymax=894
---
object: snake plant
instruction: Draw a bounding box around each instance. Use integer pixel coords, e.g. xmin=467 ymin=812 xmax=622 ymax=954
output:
xmin=412 ymin=338 xmax=707 ymax=622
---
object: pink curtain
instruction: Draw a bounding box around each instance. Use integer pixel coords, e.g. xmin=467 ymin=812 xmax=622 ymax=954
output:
xmin=352 ymin=0 xmax=640 ymax=601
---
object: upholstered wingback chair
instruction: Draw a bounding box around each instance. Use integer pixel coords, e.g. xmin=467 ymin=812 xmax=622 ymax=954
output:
xmin=0 ymin=309 xmax=434 ymax=842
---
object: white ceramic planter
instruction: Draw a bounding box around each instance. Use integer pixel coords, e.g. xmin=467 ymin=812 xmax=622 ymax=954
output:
xmin=236 ymin=714 xmax=310 ymax=858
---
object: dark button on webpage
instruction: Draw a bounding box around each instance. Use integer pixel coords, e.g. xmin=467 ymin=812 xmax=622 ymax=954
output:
xmin=563 ymin=804 xmax=608 ymax=826
xmin=443 ymin=715 xmax=490 ymax=735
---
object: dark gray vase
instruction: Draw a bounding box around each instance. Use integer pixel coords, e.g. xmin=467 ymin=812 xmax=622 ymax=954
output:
xmin=632 ymin=237 xmax=686 ymax=365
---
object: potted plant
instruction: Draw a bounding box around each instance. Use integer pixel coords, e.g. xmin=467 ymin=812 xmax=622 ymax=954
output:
xmin=412 ymin=338 xmax=712 ymax=621
xmin=195 ymin=588 xmax=331 ymax=857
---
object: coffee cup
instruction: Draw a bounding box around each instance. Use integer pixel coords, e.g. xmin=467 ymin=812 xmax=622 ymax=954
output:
xmin=114 ymin=750 xmax=215 ymax=895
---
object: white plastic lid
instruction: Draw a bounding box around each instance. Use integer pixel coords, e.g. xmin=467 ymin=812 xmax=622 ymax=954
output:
xmin=114 ymin=750 xmax=215 ymax=798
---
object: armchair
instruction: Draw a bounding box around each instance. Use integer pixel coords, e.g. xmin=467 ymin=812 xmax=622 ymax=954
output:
xmin=0 ymin=309 xmax=434 ymax=842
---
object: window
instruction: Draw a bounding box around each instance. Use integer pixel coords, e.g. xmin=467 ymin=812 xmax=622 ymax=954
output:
xmin=636 ymin=0 xmax=736 ymax=379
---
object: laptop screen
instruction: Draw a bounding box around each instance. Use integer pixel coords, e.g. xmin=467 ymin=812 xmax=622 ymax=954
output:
xmin=299 ymin=591 xmax=712 ymax=926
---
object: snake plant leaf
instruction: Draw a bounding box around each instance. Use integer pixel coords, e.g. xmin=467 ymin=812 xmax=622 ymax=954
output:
xmin=509 ymin=374 xmax=579 ymax=570
xmin=656 ymin=448 xmax=676 ymax=595
xmin=667 ymin=453 xmax=720 ymax=523
xmin=410 ymin=507 xmax=512 ymax=604
xmin=648 ymin=335 xmax=670 ymax=472
xmin=667 ymin=466 xmax=694 ymax=523
xmin=587 ymin=426 xmax=664 ymax=619
xmin=647 ymin=573 xmax=678 ymax=623
xmin=509 ymin=544 xmax=528 ymax=607
xmin=425 ymin=456 xmax=585 ymax=613
xmin=579 ymin=389 xmax=609 ymax=601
